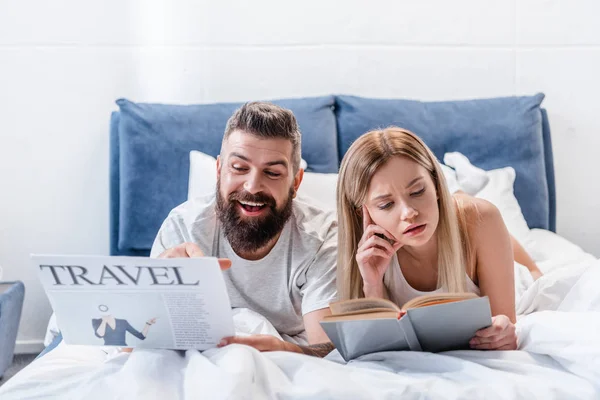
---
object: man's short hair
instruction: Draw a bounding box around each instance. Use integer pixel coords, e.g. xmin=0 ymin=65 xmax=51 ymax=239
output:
xmin=223 ymin=102 xmax=302 ymax=173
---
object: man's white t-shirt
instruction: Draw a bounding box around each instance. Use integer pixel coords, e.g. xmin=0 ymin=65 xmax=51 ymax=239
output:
xmin=150 ymin=194 xmax=338 ymax=341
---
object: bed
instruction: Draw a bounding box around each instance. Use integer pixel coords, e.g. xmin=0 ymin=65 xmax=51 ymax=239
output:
xmin=2 ymin=94 xmax=599 ymax=400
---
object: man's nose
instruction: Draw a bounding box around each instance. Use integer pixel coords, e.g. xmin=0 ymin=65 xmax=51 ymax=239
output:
xmin=243 ymin=171 xmax=263 ymax=194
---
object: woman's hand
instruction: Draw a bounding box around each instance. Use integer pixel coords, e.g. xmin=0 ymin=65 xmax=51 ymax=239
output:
xmin=146 ymin=318 xmax=157 ymax=325
xmin=356 ymin=206 xmax=402 ymax=297
xmin=470 ymin=315 xmax=517 ymax=350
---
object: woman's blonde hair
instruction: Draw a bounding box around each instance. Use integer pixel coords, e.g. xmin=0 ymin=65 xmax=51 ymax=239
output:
xmin=337 ymin=127 xmax=472 ymax=301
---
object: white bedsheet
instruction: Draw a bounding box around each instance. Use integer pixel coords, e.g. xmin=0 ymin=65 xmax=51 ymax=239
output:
xmin=2 ymin=229 xmax=599 ymax=399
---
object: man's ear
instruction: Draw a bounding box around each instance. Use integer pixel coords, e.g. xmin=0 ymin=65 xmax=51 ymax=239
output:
xmin=292 ymin=168 xmax=304 ymax=198
xmin=216 ymin=155 xmax=221 ymax=179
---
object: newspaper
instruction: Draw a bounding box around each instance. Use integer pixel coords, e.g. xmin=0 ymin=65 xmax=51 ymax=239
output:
xmin=33 ymin=255 xmax=234 ymax=350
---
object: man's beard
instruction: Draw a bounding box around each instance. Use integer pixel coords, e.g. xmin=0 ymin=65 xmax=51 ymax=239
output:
xmin=216 ymin=180 xmax=294 ymax=255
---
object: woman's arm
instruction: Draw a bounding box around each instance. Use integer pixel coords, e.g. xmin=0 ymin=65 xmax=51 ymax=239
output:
xmin=468 ymin=199 xmax=518 ymax=350
xmin=471 ymin=200 xmax=516 ymax=322
xmin=454 ymin=191 xmax=541 ymax=280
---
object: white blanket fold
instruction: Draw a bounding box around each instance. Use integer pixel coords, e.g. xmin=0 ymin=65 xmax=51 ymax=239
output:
xmin=2 ymin=258 xmax=599 ymax=399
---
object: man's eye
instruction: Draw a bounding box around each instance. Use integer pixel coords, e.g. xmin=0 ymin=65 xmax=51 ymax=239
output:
xmin=265 ymin=171 xmax=281 ymax=177
xmin=232 ymin=166 xmax=247 ymax=172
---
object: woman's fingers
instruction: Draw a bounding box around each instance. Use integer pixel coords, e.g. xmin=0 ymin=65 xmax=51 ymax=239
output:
xmin=496 ymin=343 xmax=518 ymax=351
xmin=359 ymin=224 xmax=398 ymax=247
xmin=359 ymin=235 xmax=396 ymax=256
xmin=470 ymin=334 xmax=502 ymax=346
xmin=474 ymin=318 xmax=508 ymax=338
xmin=470 ymin=335 xmax=516 ymax=350
xmin=357 ymin=247 xmax=391 ymax=262
xmin=470 ymin=315 xmax=517 ymax=350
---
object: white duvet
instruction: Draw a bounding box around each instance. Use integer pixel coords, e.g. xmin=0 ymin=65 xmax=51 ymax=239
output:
xmin=2 ymin=229 xmax=599 ymax=400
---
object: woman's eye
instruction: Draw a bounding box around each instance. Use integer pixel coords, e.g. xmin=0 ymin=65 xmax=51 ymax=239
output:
xmin=378 ymin=202 xmax=393 ymax=210
xmin=410 ymin=188 xmax=425 ymax=197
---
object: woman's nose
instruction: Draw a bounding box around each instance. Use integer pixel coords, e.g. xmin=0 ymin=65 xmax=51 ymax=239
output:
xmin=400 ymin=203 xmax=418 ymax=221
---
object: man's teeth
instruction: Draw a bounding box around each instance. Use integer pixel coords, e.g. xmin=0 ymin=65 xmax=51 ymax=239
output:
xmin=240 ymin=201 xmax=265 ymax=207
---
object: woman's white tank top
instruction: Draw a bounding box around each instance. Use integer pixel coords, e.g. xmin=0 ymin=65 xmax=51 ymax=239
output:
xmin=383 ymin=253 xmax=480 ymax=308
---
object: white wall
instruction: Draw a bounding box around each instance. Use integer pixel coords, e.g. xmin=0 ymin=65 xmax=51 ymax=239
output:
xmin=0 ymin=0 xmax=598 ymax=353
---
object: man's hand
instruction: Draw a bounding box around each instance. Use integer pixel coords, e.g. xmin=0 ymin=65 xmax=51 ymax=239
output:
xmin=158 ymin=242 xmax=231 ymax=270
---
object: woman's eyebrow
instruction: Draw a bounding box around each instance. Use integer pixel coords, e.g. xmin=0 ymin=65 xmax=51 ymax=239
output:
xmin=406 ymin=176 xmax=424 ymax=188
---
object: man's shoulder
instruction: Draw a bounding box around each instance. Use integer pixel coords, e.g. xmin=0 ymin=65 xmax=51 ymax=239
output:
xmin=151 ymin=194 xmax=217 ymax=257
xmin=291 ymin=198 xmax=337 ymax=244
xmin=166 ymin=194 xmax=217 ymax=225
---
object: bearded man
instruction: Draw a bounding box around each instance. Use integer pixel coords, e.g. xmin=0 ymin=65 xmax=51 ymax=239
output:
xmin=151 ymin=101 xmax=337 ymax=357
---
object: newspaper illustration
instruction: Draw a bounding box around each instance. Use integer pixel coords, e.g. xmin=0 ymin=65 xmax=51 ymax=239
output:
xmin=33 ymin=255 xmax=234 ymax=350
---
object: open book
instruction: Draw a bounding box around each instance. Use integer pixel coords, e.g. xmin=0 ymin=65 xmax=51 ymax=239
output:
xmin=33 ymin=255 xmax=234 ymax=350
xmin=320 ymin=293 xmax=492 ymax=361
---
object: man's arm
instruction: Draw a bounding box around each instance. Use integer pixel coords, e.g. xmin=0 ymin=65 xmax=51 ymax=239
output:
xmin=294 ymin=342 xmax=336 ymax=357
xmin=303 ymin=308 xmax=332 ymax=345
xmin=218 ymin=300 xmax=336 ymax=358
xmin=220 ymin=334 xmax=336 ymax=358
xmin=150 ymin=213 xmax=190 ymax=258
xmin=291 ymin=307 xmax=335 ymax=357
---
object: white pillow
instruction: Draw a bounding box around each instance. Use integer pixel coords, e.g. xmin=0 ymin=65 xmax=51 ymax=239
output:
xmin=474 ymin=166 xmax=531 ymax=243
xmin=442 ymin=153 xmax=530 ymax=242
xmin=188 ymin=150 xmax=218 ymax=199
xmin=296 ymin=172 xmax=338 ymax=211
xmin=188 ymin=151 xmax=338 ymax=211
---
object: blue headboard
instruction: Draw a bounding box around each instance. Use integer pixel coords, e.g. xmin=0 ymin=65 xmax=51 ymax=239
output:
xmin=110 ymin=94 xmax=555 ymax=256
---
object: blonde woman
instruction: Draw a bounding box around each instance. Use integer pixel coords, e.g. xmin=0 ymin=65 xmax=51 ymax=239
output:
xmin=338 ymin=127 xmax=531 ymax=351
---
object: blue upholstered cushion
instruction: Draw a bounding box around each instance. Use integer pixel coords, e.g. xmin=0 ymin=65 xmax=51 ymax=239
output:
xmin=0 ymin=281 xmax=25 ymax=377
xmin=335 ymin=94 xmax=549 ymax=230
xmin=115 ymin=96 xmax=337 ymax=251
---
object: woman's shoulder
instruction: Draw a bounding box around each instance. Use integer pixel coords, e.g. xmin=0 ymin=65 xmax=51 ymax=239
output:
xmin=453 ymin=193 xmax=506 ymax=240
xmin=454 ymin=192 xmax=500 ymax=220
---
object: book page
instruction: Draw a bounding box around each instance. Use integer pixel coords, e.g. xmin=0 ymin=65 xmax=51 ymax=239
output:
xmin=406 ymin=296 xmax=492 ymax=352
xmin=402 ymin=292 xmax=478 ymax=310
xmin=322 ymin=310 xmax=400 ymax=322
xmin=329 ymin=298 xmax=400 ymax=315
xmin=33 ymin=255 xmax=234 ymax=350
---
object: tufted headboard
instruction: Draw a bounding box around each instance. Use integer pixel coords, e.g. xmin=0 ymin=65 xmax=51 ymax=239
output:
xmin=110 ymin=94 xmax=555 ymax=256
